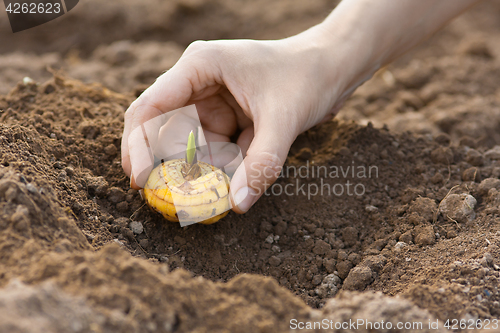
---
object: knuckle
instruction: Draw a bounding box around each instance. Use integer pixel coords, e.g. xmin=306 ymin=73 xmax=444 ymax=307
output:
xmin=253 ymin=152 xmax=283 ymax=181
xmin=185 ymin=40 xmax=209 ymax=54
xmin=260 ymin=152 xmax=282 ymax=170
xmin=183 ymin=40 xmax=223 ymax=63
xmin=124 ymin=98 xmax=144 ymax=120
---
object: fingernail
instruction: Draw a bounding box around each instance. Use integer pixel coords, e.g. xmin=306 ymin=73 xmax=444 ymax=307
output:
xmin=234 ymin=186 xmax=257 ymax=213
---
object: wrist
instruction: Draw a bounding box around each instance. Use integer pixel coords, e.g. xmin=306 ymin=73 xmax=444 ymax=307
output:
xmin=292 ymin=18 xmax=381 ymax=114
xmin=317 ymin=22 xmax=381 ymax=104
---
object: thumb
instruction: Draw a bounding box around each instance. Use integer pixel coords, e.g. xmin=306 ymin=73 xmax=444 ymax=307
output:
xmin=230 ymin=122 xmax=296 ymax=213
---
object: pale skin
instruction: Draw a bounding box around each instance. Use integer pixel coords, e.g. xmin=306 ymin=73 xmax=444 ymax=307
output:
xmin=122 ymin=0 xmax=482 ymax=214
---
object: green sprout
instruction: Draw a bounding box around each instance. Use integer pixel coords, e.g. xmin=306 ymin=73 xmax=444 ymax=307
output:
xmin=186 ymin=130 xmax=197 ymax=166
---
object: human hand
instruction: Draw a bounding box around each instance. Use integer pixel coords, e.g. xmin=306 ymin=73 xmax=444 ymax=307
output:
xmin=121 ymin=26 xmax=361 ymax=214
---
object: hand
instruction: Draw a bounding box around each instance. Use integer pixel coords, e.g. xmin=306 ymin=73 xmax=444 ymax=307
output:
xmin=122 ymin=27 xmax=355 ymax=213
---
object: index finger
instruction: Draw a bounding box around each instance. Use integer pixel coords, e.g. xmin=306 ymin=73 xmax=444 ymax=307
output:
xmin=121 ymin=67 xmax=196 ymax=189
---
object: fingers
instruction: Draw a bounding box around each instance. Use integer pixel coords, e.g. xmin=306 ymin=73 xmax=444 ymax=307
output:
xmin=195 ymin=93 xmax=238 ymax=137
xmin=155 ymin=106 xmax=205 ymax=162
xmin=122 ymin=100 xmax=165 ymax=189
xmin=121 ymin=52 xmax=212 ymax=189
xmin=236 ymin=126 xmax=254 ymax=157
xmin=230 ymin=118 xmax=296 ymax=213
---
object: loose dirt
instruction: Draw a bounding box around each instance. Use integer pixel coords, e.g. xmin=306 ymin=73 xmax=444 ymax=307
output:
xmin=1 ymin=0 xmax=500 ymax=332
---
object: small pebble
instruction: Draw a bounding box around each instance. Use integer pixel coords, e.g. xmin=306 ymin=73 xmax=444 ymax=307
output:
xmin=430 ymin=172 xmax=444 ymax=184
xmin=265 ymin=234 xmax=274 ymax=244
xmin=26 ymin=183 xmax=38 ymax=194
xmin=477 ymin=178 xmax=500 ymax=196
xmin=72 ymin=201 xmax=84 ymax=213
xmin=466 ymin=149 xmax=484 ymax=166
xmin=116 ymin=201 xmax=129 ymax=212
xmin=337 ymin=250 xmax=348 ymax=261
xmin=462 ymin=167 xmax=481 ymax=182
xmin=315 ymin=273 xmax=341 ymax=298
xmin=446 ymin=229 xmax=458 ymax=239
xmin=430 ymin=147 xmax=453 ymax=164
xmin=64 ymin=166 xmax=75 ymax=176
xmin=303 ymin=223 xmax=316 ymax=233
xmin=23 ymin=77 xmax=34 ymax=85
xmin=336 ymin=260 xmax=353 ymax=279
xmin=95 ymin=184 xmax=108 ymax=197
xmin=121 ymin=227 xmax=134 ymax=241
xmin=414 ymin=225 xmax=435 ymax=246
xmin=399 ymin=230 xmax=413 ymax=243
xmin=104 ymin=144 xmax=118 ymax=156
xmin=311 ymin=275 xmax=323 ymax=286
xmin=314 ymin=228 xmax=325 ymax=238
xmin=439 ymin=193 xmax=476 ymax=223
xmin=313 ymin=240 xmax=331 ymax=255
xmin=343 ymin=266 xmax=374 ymax=290
xmin=434 ymin=133 xmax=451 ymax=146
xmin=323 ymin=259 xmax=336 ymax=273
xmin=393 ymin=241 xmax=408 ymax=251
xmin=348 ymin=253 xmax=361 ymax=265
xmin=107 ymin=187 xmax=126 ymax=203
xmin=339 ymin=147 xmax=350 ymax=156
xmin=139 ymin=239 xmax=149 ymax=248
xmin=129 ymin=221 xmax=144 ymax=235
xmin=268 ymin=256 xmax=281 ymax=267
xmin=485 ymin=146 xmax=500 ymax=160
xmin=52 ymin=161 xmax=66 ymax=169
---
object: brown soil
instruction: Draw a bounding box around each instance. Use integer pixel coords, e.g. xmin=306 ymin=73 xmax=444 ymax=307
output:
xmin=1 ymin=0 xmax=500 ymax=332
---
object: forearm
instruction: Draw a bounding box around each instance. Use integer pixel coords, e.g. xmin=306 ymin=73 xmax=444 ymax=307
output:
xmin=307 ymin=0 xmax=482 ymax=101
